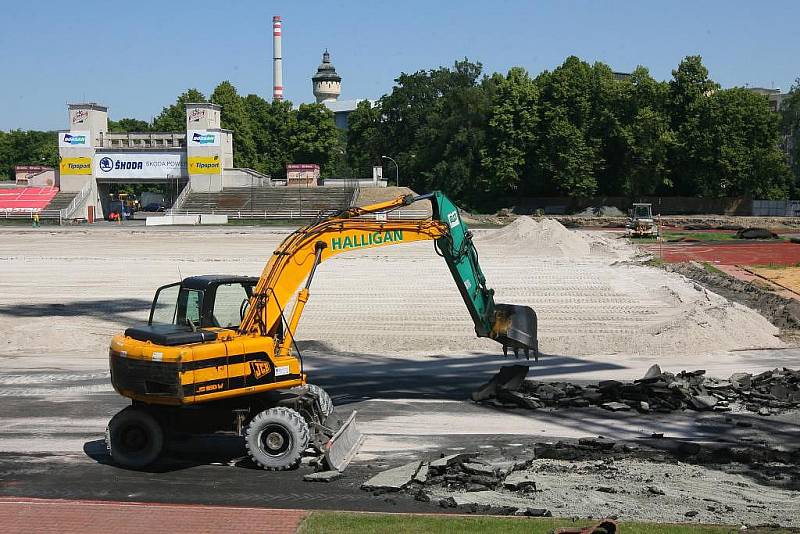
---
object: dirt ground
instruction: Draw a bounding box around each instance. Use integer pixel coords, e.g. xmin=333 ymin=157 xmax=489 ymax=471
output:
xmin=0 ymin=223 xmax=797 ymax=525
xmin=750 ymin=266 xmax=800 ymax=294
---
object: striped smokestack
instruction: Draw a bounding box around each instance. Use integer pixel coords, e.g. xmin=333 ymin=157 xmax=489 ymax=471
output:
xmin=272 ymin=16 xmax=283 ymax=101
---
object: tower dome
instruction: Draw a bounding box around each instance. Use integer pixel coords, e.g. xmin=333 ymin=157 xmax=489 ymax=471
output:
xmin=312 ymin=50 xmax=341 ymax=103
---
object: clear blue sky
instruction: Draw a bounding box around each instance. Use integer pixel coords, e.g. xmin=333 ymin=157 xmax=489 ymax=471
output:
xmin=1 ymin=0 xmax=797 ymax=131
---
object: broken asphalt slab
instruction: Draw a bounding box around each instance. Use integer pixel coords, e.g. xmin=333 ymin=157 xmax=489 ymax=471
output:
xmin=361 ymin=461 xmax=422 ymax=491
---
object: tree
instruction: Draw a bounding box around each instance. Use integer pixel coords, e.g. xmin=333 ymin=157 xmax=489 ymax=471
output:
xmin=530 ymin=57 xmax=600 ymax=197
xmin=537 ymin=113 xmax=598 ymax=197
xmin=667 ymin=56 xmax=720 ymax=195
xmin=626 ymin=106 xmax=675 ymax=196
xmin=781 ymin=78 xmax=800 ymax=187
xmin=108 ymin=118 xmax=151 ymax=133
xmin=704 ymin=88 xmax=792 ymax=198
xmin=622 ymin=67 xmax=674 ymax=196
xmin=244 ymin=94 xmax=295 ymax=178
xmin=211 ymin=82 xmax=257 ymax=169
xmin=345 ymin=100 xmax=383 ymax=178
xmin=480 ymin=68 xmax=539 ymax=195
xmin=152 ymin=88 xmax=207 ymax=131
xmin=0 ymin=130 xmax=58 ymax=179
xmin=287 ymin=103 xmax=339 ymax=176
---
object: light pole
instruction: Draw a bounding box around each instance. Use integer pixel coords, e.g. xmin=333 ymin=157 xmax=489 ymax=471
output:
xmin=381 ymin=155 xmax=399 ymax=186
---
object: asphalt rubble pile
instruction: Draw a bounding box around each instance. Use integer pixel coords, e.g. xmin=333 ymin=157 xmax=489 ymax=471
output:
xmin=361 ymin=450 xmax=551 ymax=517
xmin=472 ymin=364 xmax=800 ymax=416
xmin=359 ymin=437 xmax=800 ymax=516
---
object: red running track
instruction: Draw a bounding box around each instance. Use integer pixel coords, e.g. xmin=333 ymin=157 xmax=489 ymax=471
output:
xmin=646 ymin=241 xmax=800 ymax=266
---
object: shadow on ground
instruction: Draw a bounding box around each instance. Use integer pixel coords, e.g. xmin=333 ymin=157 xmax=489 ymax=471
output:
xmin=0 ymin=298 xmax=151 ymax=323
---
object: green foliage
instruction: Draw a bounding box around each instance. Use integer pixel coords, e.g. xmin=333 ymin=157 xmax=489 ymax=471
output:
xmin=152 ymin=88 xmax=207 ymax=131
xmin=481 ymin=67 xmax=539 ymax=194
xmin=345 ymin=100 xmax=383 ymax=178
xmin=704 ymin=88 xmax=792 ymax=198
xmin=108 ymin=118 xmax=151 ymax=133
xmin=212 ymin=81 xmax=257 ymax=169
xmin=288 ymin=103 xmax=339 ymax=176
xmin=0 ymin=130 xmax=58 ymax=180
xmin=782 ymin=78 xmax=800 ymax=184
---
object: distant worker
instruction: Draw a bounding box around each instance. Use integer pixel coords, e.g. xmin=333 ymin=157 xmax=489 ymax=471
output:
xmin=32 ymin=212 xmax=40 ymax=228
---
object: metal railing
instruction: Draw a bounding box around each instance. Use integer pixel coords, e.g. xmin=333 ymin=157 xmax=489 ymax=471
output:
xmin=349 ymin=181 xmax=361 ymax=207
xmin=166 ymin=207 xmax=430 ymax=221
xmin=167 ymin=181 xmax=193 ymax=214
xmin=168 ymin=208 xmax=343 ymax=220
xmin=59 ymin=182 xmax=93 ymax=223
xmin=225 ymin=168 xmax=272 ymax=188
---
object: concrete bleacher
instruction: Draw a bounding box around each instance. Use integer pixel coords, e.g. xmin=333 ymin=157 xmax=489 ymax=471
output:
xmin=38 ymin=191 xmax=79 ymax=219
xmin=176 ymin=186 xmax=356 ymax=219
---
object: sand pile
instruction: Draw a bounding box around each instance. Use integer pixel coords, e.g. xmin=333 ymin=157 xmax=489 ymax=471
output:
xmin=475 ymin=217 xmax=636 ymax=260
xmin=476 ymin=217 xmax=591 ymax=257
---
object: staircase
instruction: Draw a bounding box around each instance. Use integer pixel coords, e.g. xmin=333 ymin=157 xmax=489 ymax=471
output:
xmin=39 ymin=191 xmax=78 ymax=219
xmin=177 ymin=186 xmax=355 ymax=219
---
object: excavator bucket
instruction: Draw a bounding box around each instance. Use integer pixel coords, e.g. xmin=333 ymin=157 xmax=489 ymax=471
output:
xmin=493 ymin=303 xmax=538 ymax=360
xmin=322 ymin=411 xmax=365 ymax=472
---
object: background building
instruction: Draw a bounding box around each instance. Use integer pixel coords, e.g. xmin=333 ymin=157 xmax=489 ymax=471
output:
xmin=56 ymin=102 xmax=253 ymax=219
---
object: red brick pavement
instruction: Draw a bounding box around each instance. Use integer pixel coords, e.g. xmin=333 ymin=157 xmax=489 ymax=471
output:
xmin=0 ymin=497 xmax=307 ymax=534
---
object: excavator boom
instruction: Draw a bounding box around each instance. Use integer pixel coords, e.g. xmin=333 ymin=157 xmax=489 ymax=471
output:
xmin=240 ymin=191 xmax=537 ymax=357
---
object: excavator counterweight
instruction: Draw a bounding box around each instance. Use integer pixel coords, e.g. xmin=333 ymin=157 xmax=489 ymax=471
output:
xmin=105 ymin=191 xmax=538 ymax=471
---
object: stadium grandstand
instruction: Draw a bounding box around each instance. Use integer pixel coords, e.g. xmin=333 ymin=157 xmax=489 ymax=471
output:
xmin=1 ymin=101 xmax=407 ymax=224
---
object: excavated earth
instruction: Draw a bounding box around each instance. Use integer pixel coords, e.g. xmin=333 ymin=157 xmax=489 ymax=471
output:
xmin=0 ymin=220 xmax=798 ymax=525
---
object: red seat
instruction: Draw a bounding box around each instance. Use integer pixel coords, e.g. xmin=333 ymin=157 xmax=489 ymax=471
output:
xmin=0 ymin=187 xmax=59 ymax=212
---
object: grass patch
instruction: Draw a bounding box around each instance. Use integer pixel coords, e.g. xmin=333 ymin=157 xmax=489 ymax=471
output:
xmin=299 ymin=512 xmax=768 ymax=534
xmin=644 ymin=257 xmax=668 ymax=268
xmin=701 ymin=262 xmax=725 ymax=275
xmin=634 ymin=231 xmax=739 ymax=244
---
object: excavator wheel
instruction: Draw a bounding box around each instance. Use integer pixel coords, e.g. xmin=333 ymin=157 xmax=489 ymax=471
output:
xmin=105 ymin=406 xmax=165 ymax=469
xmin=245 ymin=406 xmax=310 ymax=471
xmin=307 ymin=383 xmax=334 ymax=418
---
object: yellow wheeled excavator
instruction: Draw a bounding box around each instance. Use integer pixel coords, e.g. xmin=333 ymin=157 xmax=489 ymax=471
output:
xmin=106 ymin=192 xmax=537 ymax=471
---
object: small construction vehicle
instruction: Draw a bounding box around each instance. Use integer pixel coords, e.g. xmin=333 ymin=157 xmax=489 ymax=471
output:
xmin=106 ymin=192 xmax=537 ymax=471
xmin=626 ymin=203 xmax=659 ymax=238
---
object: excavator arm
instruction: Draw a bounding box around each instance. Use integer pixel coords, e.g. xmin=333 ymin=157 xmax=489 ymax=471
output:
xmin=240 ymin=191 xmax=538 ymax=358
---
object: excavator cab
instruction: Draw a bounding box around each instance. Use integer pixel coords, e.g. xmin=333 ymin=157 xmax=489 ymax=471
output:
xmin=124 ymin=276 xmax=259 ymax=347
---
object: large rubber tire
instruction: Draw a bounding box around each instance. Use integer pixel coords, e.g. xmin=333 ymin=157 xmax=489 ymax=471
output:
xmin=105 ymin=406 xmax=164 ymax=469
xmin=307 ymin=383 xmax=334 ymax=418
xmin=245 ymin=407 xmax=309 ymax=471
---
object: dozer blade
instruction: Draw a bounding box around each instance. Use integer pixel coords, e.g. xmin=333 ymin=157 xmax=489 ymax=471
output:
xmin=322 ymin=410 xmax=365 ymax=472
xmin=492 ymin=303 xmax=539 ymax=360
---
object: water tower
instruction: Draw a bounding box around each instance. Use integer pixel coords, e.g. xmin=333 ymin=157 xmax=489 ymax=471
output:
xmin=312 ymin=50 xmax=341 ymax=103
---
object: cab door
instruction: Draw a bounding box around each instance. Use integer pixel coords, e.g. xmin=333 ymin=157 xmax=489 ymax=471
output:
xmin=209 ymin=282 xmax=254 ymax=394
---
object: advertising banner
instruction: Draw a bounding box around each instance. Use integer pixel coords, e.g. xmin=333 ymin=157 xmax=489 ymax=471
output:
xmin=187 ymin=130 xmax=221 ymax=147
xmin=93 ymin=153 xmax=187 ymax=179
xmin=59 ymin=157 xmax=92 ymax=175
xmin=59 ymin=131 xmax=91 ymax=148
xmin=188 ymin=155 xmax=222 ymax=175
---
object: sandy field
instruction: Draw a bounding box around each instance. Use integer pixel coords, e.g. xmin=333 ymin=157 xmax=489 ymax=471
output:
xmin=0 ymin=219 xmax=782 ymax=365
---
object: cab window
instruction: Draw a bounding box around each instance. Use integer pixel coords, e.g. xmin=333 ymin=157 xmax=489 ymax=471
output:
xmin=212 ymin=283 xmax=250 ymax=329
